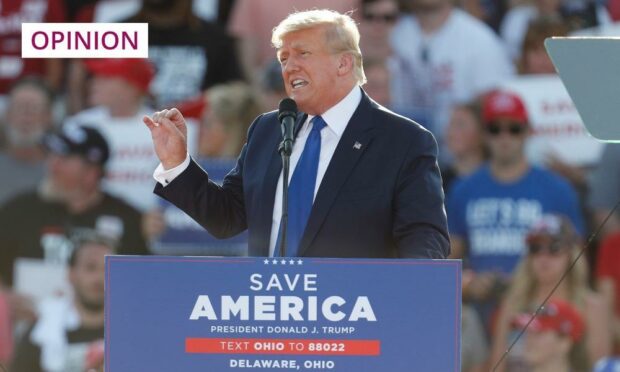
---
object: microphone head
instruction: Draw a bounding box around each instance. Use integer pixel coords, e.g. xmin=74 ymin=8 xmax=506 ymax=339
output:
xmin=278 ymin=98 xmax=297 ymax=122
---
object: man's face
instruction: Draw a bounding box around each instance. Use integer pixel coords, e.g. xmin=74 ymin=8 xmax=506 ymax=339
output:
xmin=5 ymin=85 xmax=52 ymax=147
xmin=47 ymin=154 xmax=94 ymax=200
xmin=485 ymin=119 xmax=528 ymax=165
xmin=278 ymin=26 xmax=344 ymax=115
xmin=89 ymin=76 xmax=135 ymax=108
xmin=69 ymin=243 xmax=110 ymax=312
xmin=360 ymin=0 xmax=398 ymax=37
xmin=410 ymin=0 xmax=451 ymax=12
xmin=523 ymin=46 xmax=556 ymax=75
xmin=446 ymin=106 xmax=483 ymax=157
xmin=535 ymin=0 xmax=562 ymax=14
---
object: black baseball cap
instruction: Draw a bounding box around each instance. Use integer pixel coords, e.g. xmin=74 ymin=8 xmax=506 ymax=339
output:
xmin=44 ymin=125 xmax=110 ymax=167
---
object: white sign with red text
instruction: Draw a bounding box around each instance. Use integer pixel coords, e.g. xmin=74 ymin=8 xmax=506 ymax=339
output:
xmin=502 ymin=75 xmax=604 ymax=166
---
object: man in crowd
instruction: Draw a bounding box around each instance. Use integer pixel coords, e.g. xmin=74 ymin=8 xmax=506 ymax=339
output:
xmin=66 ymin=58 xmax=162 ymax=212
xmin=124 ymin=0 xmax=243 ymax=108
xmin=448 ymin=90 xmax=583 ymax=321
xmin=11 ymin=230 xmax=110 ymax=372
xmin=0 ymin=124 xmax=149 ymax=287
xmin=0 ymin=77 xmax=54 ymax=205
xmin=144 ymin=9 xmax=450 ymax=259
xmin=227 ymin=0 xmax=357 ymax=87
xmin=389 ymin=0 xmax=513 ymax=154
xmin=0 ymin=0 xmax=65 ymax=95
xmin=588 ymin=143 xmax=620 ymax=238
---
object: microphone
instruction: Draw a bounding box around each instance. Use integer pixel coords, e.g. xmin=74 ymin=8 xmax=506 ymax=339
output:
xmin=277 ymin=98 xmax=297 ymax=257
xmin=278 ymin=98 xmax=297 ymax=156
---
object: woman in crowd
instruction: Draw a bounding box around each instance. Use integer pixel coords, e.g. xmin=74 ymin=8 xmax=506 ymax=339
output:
xmin=518 ymin=17 xmax=569 ymax=75
xmin=490 ymin=214 xmax=611 ymax=371
xmin=142 ymin=81 xmax=262 ymax=252
xmin=441 ymin=100 xmax=487 ymax=193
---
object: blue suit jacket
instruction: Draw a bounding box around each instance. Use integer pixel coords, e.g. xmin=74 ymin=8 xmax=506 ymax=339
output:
xmin=155 ymin=90 xmax=450 ymax=258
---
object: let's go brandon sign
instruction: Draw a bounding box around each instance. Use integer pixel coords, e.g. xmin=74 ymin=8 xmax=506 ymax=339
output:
xmin=22 ymin=23 xmax=148 ymax=58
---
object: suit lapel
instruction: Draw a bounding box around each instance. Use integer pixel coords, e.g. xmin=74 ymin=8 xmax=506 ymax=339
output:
xmin=294 ymin=113 xmax=307 ymax=139
xmin=297 ymin=93 xmax=379 ymax=256
xmin=255 ymin=112 xmax=308 ymax=256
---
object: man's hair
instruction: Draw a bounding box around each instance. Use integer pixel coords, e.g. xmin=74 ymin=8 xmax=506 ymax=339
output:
xmin=68 ymin=228 xmax=116 ymax=268
xmin=8 ymin=76 xmax=55 ymax=106
xmin=522 ymin=16 xmax=569 ymax=54
xmin=271 ymin=9 xmax=366 ymax=85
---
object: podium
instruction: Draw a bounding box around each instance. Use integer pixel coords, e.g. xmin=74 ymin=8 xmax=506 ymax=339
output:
xmin=104 ymin=256 xmax=461 ymax=371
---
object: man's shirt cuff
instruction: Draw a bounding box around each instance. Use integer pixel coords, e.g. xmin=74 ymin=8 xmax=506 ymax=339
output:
xmin=153 ymin=153 xmax=191 ymax=186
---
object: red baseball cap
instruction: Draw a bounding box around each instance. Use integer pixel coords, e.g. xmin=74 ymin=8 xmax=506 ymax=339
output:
xmin=512 ymin=299 xmax=585 ymax=342
xmin=84 ymin=58 xmax=155 ymax=93
xmin=175 ymin=95 xmax=208 ymax=120
xmin=525 ymin=214 xmax=578 ymax=249
xmin=482 ymin=90 xmax=528 ymax=124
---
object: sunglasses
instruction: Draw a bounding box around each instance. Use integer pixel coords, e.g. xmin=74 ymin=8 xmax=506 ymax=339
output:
xmin=528 ymin=241 xmax=567 ymax=255
xmin=486 ymin=122 xmax=525 ymax=136
xmin=363 ymin=13 xmax=397 ymax=22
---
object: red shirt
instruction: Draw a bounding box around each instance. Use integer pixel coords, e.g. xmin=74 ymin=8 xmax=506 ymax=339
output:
xmin=609 ymin=0 xmax=620 ymax=21
xmin=0 ymin=0 xmax=66 ymax=93
xmin=596 ymin=232 xmax=620 ymax=315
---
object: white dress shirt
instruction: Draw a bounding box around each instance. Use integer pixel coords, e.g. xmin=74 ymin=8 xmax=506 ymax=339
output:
xmin=154 ymin=86 xmax=362 ymax=256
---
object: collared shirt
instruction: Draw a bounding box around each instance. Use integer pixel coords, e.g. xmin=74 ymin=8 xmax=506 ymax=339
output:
xmin=154 ymin=86 xmax=362 ymax=256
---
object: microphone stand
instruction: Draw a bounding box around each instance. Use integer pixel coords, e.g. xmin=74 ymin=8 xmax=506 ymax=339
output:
xmin=278 ymin=139 xmax=293 ymax=257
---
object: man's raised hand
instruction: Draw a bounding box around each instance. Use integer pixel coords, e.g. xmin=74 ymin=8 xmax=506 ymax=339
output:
xmin=143 ymin=108 xmax=188 ymax=170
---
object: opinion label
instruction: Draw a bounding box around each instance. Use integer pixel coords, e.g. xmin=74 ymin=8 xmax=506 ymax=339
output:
xmin=22 ymin=23 xmax=148 ymax=58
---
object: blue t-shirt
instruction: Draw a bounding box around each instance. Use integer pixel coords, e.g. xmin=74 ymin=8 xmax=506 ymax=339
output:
xmin=447 ymin=165 xmax=584 ymax=274
xmin=593 ymin=357 xmax=620 ymax=372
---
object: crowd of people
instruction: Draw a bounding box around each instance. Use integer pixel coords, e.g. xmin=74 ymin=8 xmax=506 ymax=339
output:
xmin=1 ymin=0 xmax=620 ymax=370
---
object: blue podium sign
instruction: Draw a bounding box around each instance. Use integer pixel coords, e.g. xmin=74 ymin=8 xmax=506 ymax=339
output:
xmin=105 ymin=257 xmax=461 ymax=371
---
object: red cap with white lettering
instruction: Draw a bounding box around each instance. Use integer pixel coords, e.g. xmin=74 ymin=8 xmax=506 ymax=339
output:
xmin=482 ymin=90 xmax=529 ymax=124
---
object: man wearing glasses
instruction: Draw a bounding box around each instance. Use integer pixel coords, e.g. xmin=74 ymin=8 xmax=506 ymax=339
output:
xmin=446 ymin=90 xmax=584 ymax=320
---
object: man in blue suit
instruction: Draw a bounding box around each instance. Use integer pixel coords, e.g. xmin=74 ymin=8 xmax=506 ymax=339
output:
xmin=143 ymin=9 xmax=449 ymax=259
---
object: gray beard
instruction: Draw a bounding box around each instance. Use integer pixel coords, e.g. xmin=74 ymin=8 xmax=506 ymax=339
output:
xmin=38 ymin=178 xmax=67 ymax=202
xmin=5 ymin=125 xmax=45 ymax=148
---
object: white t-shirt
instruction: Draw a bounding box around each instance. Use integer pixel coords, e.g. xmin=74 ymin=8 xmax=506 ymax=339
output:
xmin=67 ymin=105 xmax=197 ymax=211
xmin=500 ymin=4 xmax=613 ymax=61
xmin=389 ymin=9 xmax=514 ymax=137
xmin=499 ymin=5 xmax=538 ymax=62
